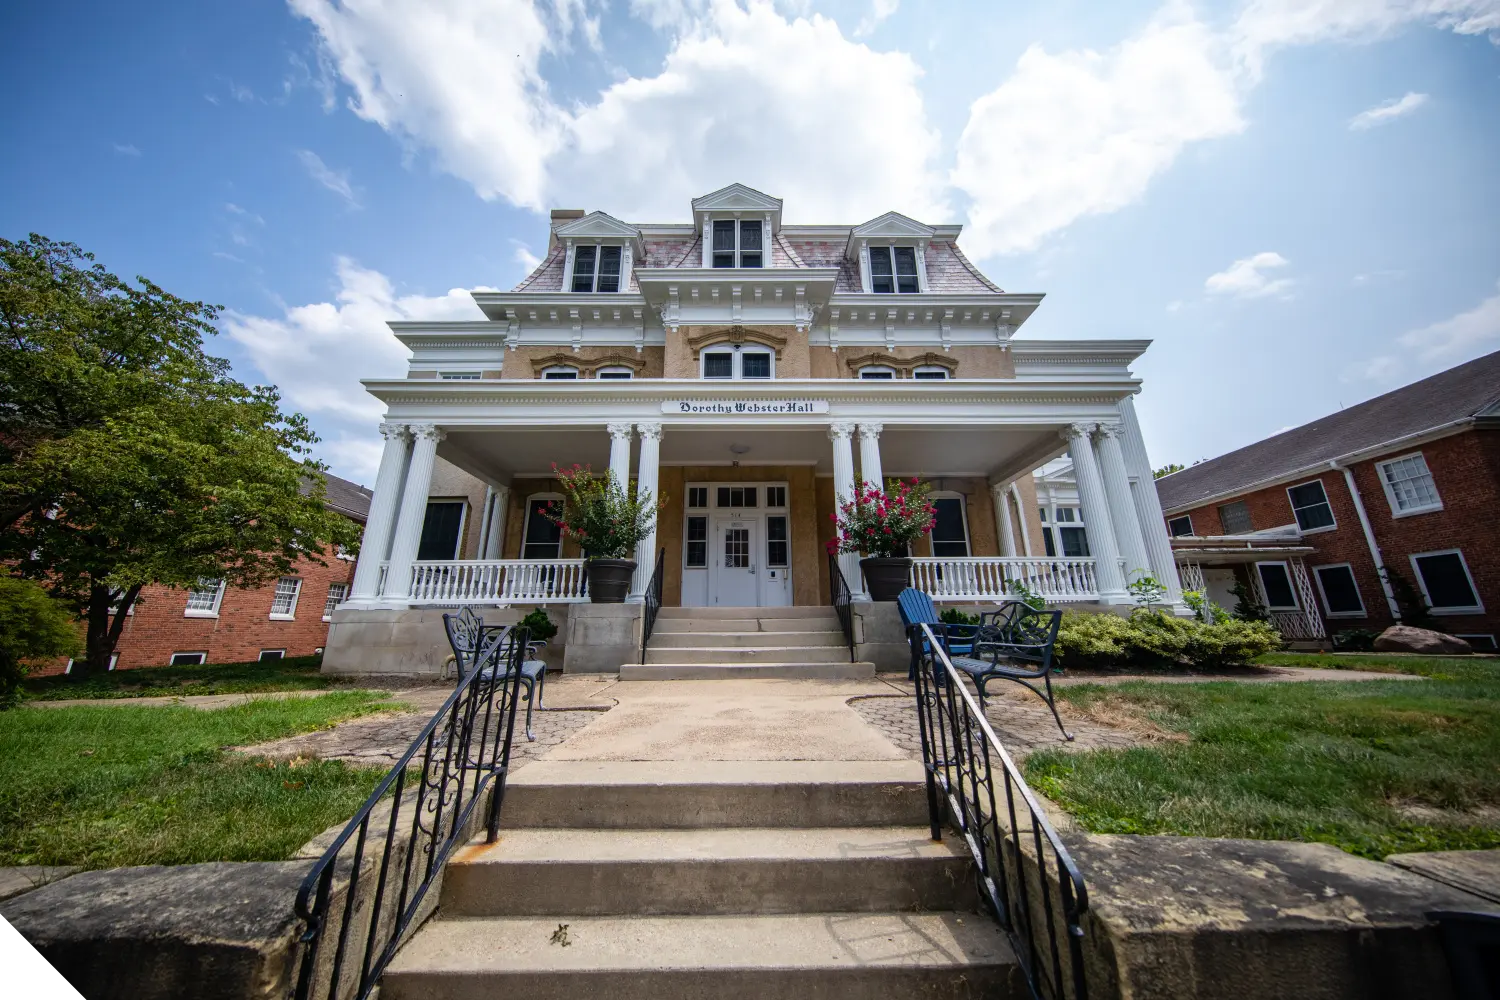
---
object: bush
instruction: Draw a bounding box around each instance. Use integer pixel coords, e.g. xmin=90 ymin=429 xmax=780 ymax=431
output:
xmin=938 ymin=607 xmax=979 ymax=626
xmin=0 ymin=576 xmax=80 ymax=708
xmin=519 ymin=608 xmax=558 ymax=643
xmin=1333 ymin=628 xmax=1378 ymax=652
xmin=1054 ymin=608 xmax=1281 ymax=671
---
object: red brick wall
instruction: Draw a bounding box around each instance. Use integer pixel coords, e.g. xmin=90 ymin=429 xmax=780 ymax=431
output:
xmin=1166 ymin=428 xmax=1499 ymax=640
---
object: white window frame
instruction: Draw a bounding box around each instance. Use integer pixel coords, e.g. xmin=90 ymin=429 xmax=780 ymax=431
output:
xmin=1254 ymin=560 xmax=1301 ymax=611
xmin=184 ymin=578 xmax=226 ymax=618
xmin=595 ymin=366 xmax=634 ymax=380
xmin=706 ymin=218 xmax=765 ymax=269
xmin=323 ymin=582 xmax=349 ymax=621
xmin=1312 ymin=562 xmax=1366 ymax=618
xmin=541 ymin=365 xmax=579 ymax=380
xmin=566 ymin=243 xmax=626 ymax=292
xmin=865 ymin=243 xmax=924 ymax=294
xmin=259 ymin=649 xmax=287 ymax=661
xmin=170 ymin=652 xmax=207 ymax=666
xmin=928 ymin=491 xmax=972 ymax=558
xmin=521 ymin=493 xmax=565 ymax=560
xmin=858 ymin=365 xmax=897 ymax=379
xmin=269 ymin=577 xmax=303 ymax=620
xmin=1167 ymin=515 xmax=1193 ymax=537
xmin=1376 ymin=451 xmax=1443 ymax=517
xmin=438 ymin=371 xmax=481 ymax=380
xmin=1410 ymin=549 xmax=1485 ymax=615
xmin=912 ymin=365 xmax=948 ymax=379
xmin=65 ymin=654 xmax=119 ymax=674
xmin=1286 ymin=479 xmax=1337 ymax=534
xmin=698 ymin=344 xmax=774 ymax=380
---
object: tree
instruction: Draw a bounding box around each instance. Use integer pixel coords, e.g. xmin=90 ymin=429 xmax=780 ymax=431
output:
xmin=0 ymin=235 xmax=361 ymax=677
xmin=0 ymin=576 xmax=79 ymax=707
xmin=1153 ymin=463 xmax=1185 ymax=479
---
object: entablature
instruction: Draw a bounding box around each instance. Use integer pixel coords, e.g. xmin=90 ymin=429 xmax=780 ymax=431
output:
xmin=816 ymin=292 xmax=1043 ymax=352
xmin=634 ymin=267 xmax=838 ymax=334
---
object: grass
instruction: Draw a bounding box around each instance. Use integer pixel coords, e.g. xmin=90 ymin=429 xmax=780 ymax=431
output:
xmin=22 ymin=655 xmax=355 ymax=701
xmin=1025 ymin=656 xmax=1500 ymax=859
xmin=1255 ymin=650 xmax=1497 ymax=681
xmin=0 ymin=692 xmax=397 ymax=869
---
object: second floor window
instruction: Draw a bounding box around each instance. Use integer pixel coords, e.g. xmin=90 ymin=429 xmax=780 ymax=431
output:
xmin=869 ymin=246 xmax=919 ymax=293
xmin=542 ymin=366 xmax=579 ymax=379
xmin=571 ymin=244 xmax=623 ymax=292
xmin=711 ymin=219 xmax=763 ymax=268
xmin=701 ymin=346 xmax=773 ymax=379
xmin=1218 ymin=500 xmax=1253 ymax=535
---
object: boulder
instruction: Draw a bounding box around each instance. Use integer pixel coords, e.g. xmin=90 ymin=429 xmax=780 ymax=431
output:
xmin=1373 ymin=625 xmax=1472 ymax=655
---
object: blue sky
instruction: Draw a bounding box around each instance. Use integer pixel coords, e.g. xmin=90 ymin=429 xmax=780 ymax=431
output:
xmin=4 ymin=0 xmax=1499 ymax=485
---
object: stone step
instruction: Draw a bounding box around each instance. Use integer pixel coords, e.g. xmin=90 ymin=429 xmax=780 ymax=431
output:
xmin=381 ymin=913 xmax=1020 ymax=1000
xmin=649 ymin=629 xmax=847 ymax=648
xmin=502 ymin=761 xmax=927 ymax=829
xmin=622 ymin=662 xmax=875 ymax=681
xmin=653 ymin=616 xmax=844 ymax=634
xmin=644 ymin=645 xmax=852 ymax=664
xmin=657 ymin=605 xmax=837 ymax=619
xmin=443 ymin=827 xmax=973 ymax=917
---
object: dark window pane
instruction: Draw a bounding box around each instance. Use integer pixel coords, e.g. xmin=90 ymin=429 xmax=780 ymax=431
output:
xmin=1257 ymin=564 xmax=1297 ymax=609
xmin=1414 ymin=553 xmax=1479 ymax=609
xmin=703 ymin=353 xmax=733 ymax=378
xmin=688 ymin=487 xmax=708 ymax=508
xmin=768 ymin=515 xmax=788 ymax=566
xmin=741 ymin=353 xmax=771 ymax=378
xmin=739 ymin=252 xmax=762 ymax=268
xmin=418 ymin=501 xmax=465 ymax=560
xmin=1059 ymin=526 xmax=1089 ymax=558
xmin=869 ymin=247 xmax=894 ymax=294
xmin=1288 ymin=481 xmax=1335 ymax=531
xmin=712 ymin=253 xmax=735 ymax=268
xmin=930 ymin=497 xmax=969 ymax=557
xmin=1316 ymin=565 xmax=1363 ymax=615
xmin=1055 ymin=507 xmax=1076 ymax=523
xmin=1168 ymin=516 xmax=1193 ymax=537
xmin=544 ymin=369 xmax=577 ymax=379
xmin=597 ymin=370 xmax=632 ymax=379
xmin=766 ymin=486 xmax=786 ymax=507
xmin=522 ymin=499 xmax=562 ymax=559
xmin=1218 ymin=501 xmax=1252 ymax=534
xmin=739 ymin=220 xmax=762 ymax=250
xmin=913 ymin=369 xmax=947 ymax=379
xmin=571 ymin=245 xmax=597 ymax=292
xmin=860 ymin=369 xmax=894 ymax=379
xmin=686 ymin=516 xmax=707 ymax=567
xmin=596 ymin=246 xmax=622 ymax=292
xmin=894 ymin=246 xmax=919 ymax=293
xmin=1042 ymin=527 xmax=1056 ymax=557
xmin=712 ymin=220 xmax=736 ymax=251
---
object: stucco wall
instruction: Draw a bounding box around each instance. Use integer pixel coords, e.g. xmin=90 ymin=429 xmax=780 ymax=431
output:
xmin=665 ymin=325 xmax=810 ymax=379
xmin=808 ymin=345 xmax=1015 ymax=379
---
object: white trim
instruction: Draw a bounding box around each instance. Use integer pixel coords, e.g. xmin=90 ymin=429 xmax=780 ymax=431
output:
xmin=258 ymin=649 xmax=287 ymax=661
xmin=323 ymin=581 xmax=350 ymax=621
xmin=596 ymin=366 xmax=634 ymax=380
xmin=269 ymin=577 xmax=302 ymax=620
xmin=1254 ymin=560 xmax=1301 ymax=611
xmin=698 ymin=343 xmax=775 ymax=380
xmin=1311 ymin=562 xmax=1366 ymax=618
xmin=1375 ymin=451 xmax=1444 ymax=517
xmin=1410 ymin=548 xmax=1485 ymax=615
xmin=541 ymin=365 xmax=580 ymax=379
xmin=912 ymin=366 xmax=949 ymax=380
xmin=1167 ymin=514 xmax=1193 ymax=537
xmin=170 ymin=651 xmax=207 ymax=666
xmin=1286 ymin=478 xmax=1337 ymax=534
xmin=858 ymin=365 xmax=897 ymax=379
xmin=184 ymin=578 xmax=226 ymax=618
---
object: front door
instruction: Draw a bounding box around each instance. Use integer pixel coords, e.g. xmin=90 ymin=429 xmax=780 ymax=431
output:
xmin=712 ymin=517 xmax=759 ymax=606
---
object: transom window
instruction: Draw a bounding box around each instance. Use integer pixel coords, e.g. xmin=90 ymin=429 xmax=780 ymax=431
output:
xmin=596 ymin=366 xmax=633 ymax=380
xmin=1411 ymin=550 xmax=1483 ymax=614
xmin=711 ymin=219 xmax=763 ymax=268
xmin=270 ymin=577 xmax=303 ymax=619
xmin=522 ymin=495 xmax=563 ymax=559
xmin=184 ymin=578 xmax=225 ymax=617
xmin=912 ymin=366 xmax=948 ymax=379
xmin=700 ymin=346 xmax=773 ymax=380
xmin=687 ymin=487 xmax=709 ymax=508
xmin=1218 ymin=500 xmax=1253 ymax=535
xmin=542 ymin=366 xmax=579 ymax=379
xmin=869 ymin=246 xmax=919 ymax=293
xmin=1378 ymin=453 xmax=1441 ymax=515
xmin=571 ymin=244 xmax=623 ymax=292
xmin=766 ymin=486 xmax=787 ymax=508
xmin=1167 ymin=515 xmax=1194 ymax=537
xmin=1287 ymin=480 xmax=1336 ymax=532
xmin=1313 ymin=564 xmax=1364 ymax=618
xmin=717 ymin=486 xmax=758 ymax=508
xmin=859 ymin=366 xmax=896 ymax=379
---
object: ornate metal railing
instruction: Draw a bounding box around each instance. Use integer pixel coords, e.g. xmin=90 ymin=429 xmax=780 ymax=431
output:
xmin=909 ymin=557 xmax=1099 ymax=603
xmin=909 ymin=622 xmax=1090 ymax=1000
xmin=378 ymin=559 xmax=590 ymax=604
xmin=640 ymin=547 xmax=665 ymax=666
xmin=828 ymin=552 xmax=855 ymax=662
xmin=291 ymin=626 xmax=530 ymax=1000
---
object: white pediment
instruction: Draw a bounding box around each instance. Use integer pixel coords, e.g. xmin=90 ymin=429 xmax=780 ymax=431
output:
xmin=692 ymin=183 xmax=783 ymax=214
xmin=851 ymin=211 xmax=936 ymax=241
xmin=554 ymin=211 xmax=642 ymax=243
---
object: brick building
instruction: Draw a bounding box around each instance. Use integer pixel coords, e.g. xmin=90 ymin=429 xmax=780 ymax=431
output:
xmin=52 ymin=473 xmax=372 ymax=673
xmin=1155 ymin=351 xmax=1500 ymax=649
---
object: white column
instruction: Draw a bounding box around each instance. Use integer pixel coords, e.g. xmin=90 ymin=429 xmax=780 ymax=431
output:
xmin=829 ymin=422 xmax=868 ymax=599
xmin=991 ymin=482 xmax=1017 ymax=557
xmin=630 ymin=422 xmax=663 ymax=600
xmin=1010 ymin=483 xmax=1034 ymax=557
xmin=385 ymin=423 xmax=444 ymax=602
xmin=857 ymin=422 xmax=884 ymax=491
xmin=483 ymin=484 xmax=509 ymax=559
xmin=607 ymin=421 xmax=633 ymax=488
xmin=1063 ymin=423 xmax=1127 ymax=602
xmin=1095 ymin=423 xmax=1152 ymax=589
xmin=349 ymin=422 xmax=412 ymax=603
xmin=1117 ymin=397 xmax=1185 ymax=606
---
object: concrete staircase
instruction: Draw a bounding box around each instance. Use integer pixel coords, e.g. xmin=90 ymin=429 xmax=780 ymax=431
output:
xmin=381 ymin=761 xmax=1021 ymax=999
xmin=624 ymin=606 xmax=876 ymax=680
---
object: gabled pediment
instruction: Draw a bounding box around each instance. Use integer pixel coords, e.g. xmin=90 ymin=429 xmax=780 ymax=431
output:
xmin=846 ymin=212 xmax=937 ymax=259
xmin=691 ymin=183 xmax=783 ymax=214
xmin=554 ymin=211 xmax=642 ymax=243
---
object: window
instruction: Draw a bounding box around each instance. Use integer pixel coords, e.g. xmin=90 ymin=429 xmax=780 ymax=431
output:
xmin=1255 ymin=562 xmax=1299 ymax=611
xmin=270 ymin=577 xmax=302 ymax=619
xmin=1411 ymin=550 xmax=1483 ymax=614
xmin=542 ymin=366 xmax=578 ymax=379
xmin=688 ymin=487 xmax=709 ymax=508
xmin=570 ymin=244 xmax=623 ymax=292
xmin=868 ymin=246 xmax=919 ymax=293
xmin=171 ymin=652 xmax=207 ymax=666
xmin=710 ymin=219 xmax=763 ymax=268
xmin=929 ymin=495 xmax=971 ymax=557
xmin=767 ymin=515 xmax=789 ymax=567
xmin=859 ymin=366 xmax=896 ymax=380
xmin=1218 ymin=500 xmax=1253 ymax=535
xmin=700 ymin=346 xmax=773 ymax=380
xmin=184 ymin=578 xmax=225 ymax=617
xmin=418 ymin=501 xmax=466 ymax=560
xmin=716 ymin=486 xmax=757 ymax=508
xmin=766 ymin=485 xmax=787 ymax=508
xmin=1313 ymin=564 xmax=1365 ymax=617
xmin=1045 ymin=505 xmax=1089 ymax=558
xmin=1378 ymin=453 xmax=1442 ymax=515
xmin=1167 ymin=515 xmax=1194 ymax=537
xmin=596 ymin=367 xmax=633 ymax=380
xmin=439 ymin=371 xmax=481 ymax=380
xmin=259 ymin=649 xmax=286 ymax=661
xmin=324 ymin=582 xmax=349 ymax=621
xmin=685 ymin=516 xmax=708 ymax=568
xmin=66 ymin=655 xmax=118 ymax=673
xmin=522 ymin=496 xmax=563 ymax=559
xmin=1457 ymin=634 xmax=1498 ymax=652
xmin=912 ymin=366 xmax=949 ymax=379
xmin=1287 ymin=480 xmax=1336 ymax=532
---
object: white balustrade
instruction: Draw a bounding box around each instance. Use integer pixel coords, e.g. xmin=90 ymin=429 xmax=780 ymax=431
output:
xmin=378 ymin=560 xmax=590 ymax=604
xmin=907 ymin=557 xmax=1100 ymax=603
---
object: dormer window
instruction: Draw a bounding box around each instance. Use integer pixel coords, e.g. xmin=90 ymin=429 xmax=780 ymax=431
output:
xmin=571 ymin=245 xmax=623 ymax=292
xmin=701 ymin=345 xmax=773 ymax=380
xmin=542 ymin=366 xmax=579 ymax=379
xmin=859 ymin=366 xmax=896 ymax=379
xmin=711 ymin=220 xmax=763 ymax=269
xmin=870 ymin=246 xmax=919 ymax=293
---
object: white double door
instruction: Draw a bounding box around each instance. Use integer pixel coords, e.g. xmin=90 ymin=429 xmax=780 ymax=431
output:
xmin=710 ymin=515 xmax=761 ymax=607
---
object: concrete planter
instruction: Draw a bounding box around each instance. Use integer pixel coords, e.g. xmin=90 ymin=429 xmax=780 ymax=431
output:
xmin=860 ymin=557 xmax=912 ymax=602
xmin=587 ymin=558 xmax=637 ymax=603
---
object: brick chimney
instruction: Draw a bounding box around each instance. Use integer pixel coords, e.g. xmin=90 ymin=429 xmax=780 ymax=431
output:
xmin=548 ymin=209 xmax=585 ymax=252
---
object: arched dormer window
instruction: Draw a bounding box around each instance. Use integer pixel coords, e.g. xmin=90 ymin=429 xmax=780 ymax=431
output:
xmin=541 ymin=365 xmax=579 ymax=380
xmin=700 ymin=343 xmax=773 ymax=380
xmin=859 ymin=365 xmax=897 ymax=380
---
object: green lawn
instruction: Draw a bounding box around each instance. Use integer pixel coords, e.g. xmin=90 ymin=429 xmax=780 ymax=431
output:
xmin=1026 ymin=656 xmax=1500 ymax=859
xmin=0 ymin=693 xmax=396 ymax=869
xmin=23 ymin=655 xmax=354 ymax=701
xmin=1256 ymin=650 xmax=1497 ymax=680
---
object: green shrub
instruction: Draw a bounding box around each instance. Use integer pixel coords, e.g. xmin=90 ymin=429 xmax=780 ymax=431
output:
xmin=1333 ymin=628 xmax=1378 ymax=652
xmin=1181 ymin=616 xmax=1283 ymax=668
xmin=519 ymin=608 xmax=559 ymax=643
xmin=1054 ymin=608 xmax=1281 ymax=671
xmin=1054 ymin=611 xmax=1136 ymax=669
xmin=0 ymin=576 xmax=80 ymax=708
xmin=938 ymin=608 xmax=979 ymax=626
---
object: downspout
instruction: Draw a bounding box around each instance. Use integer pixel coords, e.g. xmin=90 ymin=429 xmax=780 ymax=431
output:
xmin=1330 ymin=460 xmax=1401 ymax=621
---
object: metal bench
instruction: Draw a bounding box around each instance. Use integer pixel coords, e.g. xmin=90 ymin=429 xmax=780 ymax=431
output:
xmin=442 ymin=607 xmax=547 ymax=740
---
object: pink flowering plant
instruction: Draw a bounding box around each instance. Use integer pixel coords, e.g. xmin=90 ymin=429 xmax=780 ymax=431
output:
xmin=545 ymin=463 xmax=661 ymax=560
xmin=826 ymin=478 xmax=937 ymax=559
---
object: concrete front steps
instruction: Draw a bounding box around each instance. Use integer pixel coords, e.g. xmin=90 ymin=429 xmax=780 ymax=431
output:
xmin=381 ymin=761 xmax=1020 ymax=1000
xmin=625 ymin=606 xmax=876 ymax=681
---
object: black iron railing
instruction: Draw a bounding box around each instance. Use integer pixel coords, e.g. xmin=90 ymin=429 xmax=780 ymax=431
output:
xmin=640 ymin=546 xmax=665 ymax=665
xmin=909 ymin=622 xmax=1090 ymax=1000
xmin=291 ymin=626 xmax=529 ymax=1000
xmin=828 ymin=552 xmax=855 ymax=662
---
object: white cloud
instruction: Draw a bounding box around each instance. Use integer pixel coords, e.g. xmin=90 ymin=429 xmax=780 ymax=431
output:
xmin=512 ymin=241 xmax=543 ymax=275
xmin=951 ymin=5 xmax=1243 ymax=257
xmin=1204 ymin=251 xmax=1294 ymax=298
xmin=113 ymin=143 xmax=141 ymax=157
xmin=296 ymin=149 xmax=361 ymax=207
xmin=1396 ymin=279 xmax=1500 ymax=359
xmin=1342 ymin=353 xmax=1402 ymax=381
xmin=1234 ymin=0 xmax=1500 ymax=76
xmin=855 ymin=0 xmax=899 ymax=36
xmin=1349 ymin=91 xmax=1428 ymax=129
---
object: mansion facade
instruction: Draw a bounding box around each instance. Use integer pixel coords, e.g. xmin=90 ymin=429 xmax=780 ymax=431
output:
xmin=339 ymin=184 xmax=1184 ymax=626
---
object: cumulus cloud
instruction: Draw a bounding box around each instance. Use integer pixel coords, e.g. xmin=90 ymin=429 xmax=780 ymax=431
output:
xmin=855 ymin=0 xmax=899 ymax=36
xmin=1349 ymin=91 xmax=1428 ymax=128
xmin=1204 ymin=251 xmax=1294 ymax=298
xmin=113 ymin=143 xmax=142 ymax=157
xmin=1234 ymin=0 xmax=1500 ymax=76
xmin=1395 ymin=279 xmax=1500 ymax=359
xmin=297 ymin=149 xmax=361 ymax=207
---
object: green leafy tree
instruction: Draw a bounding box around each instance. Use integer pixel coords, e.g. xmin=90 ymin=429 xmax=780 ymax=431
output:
xmin=1153 ymin=463 xmax=1185 ymax=479
xmin=0 ymin=576 xmax=79 ymax=707
xmin=0 ymin=235 xmax=361 ymax=677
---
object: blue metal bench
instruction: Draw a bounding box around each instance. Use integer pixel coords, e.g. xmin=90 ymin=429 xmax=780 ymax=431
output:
xmin=443 ymin=607 xmax=547 ymax=741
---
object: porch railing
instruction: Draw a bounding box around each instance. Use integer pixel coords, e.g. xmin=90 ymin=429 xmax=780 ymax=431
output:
xmin=909 ymin=557 xmax=1099 ymax=603
xmin=827 ymin=553 xmax=856 ymax=661
xmin=378 ymin=559 xmax=590 ymax=604
xmin=1270 ymin=610 xmax=1325 ymax=641
xmin=640 ymin=547 xmax=666 ymax=665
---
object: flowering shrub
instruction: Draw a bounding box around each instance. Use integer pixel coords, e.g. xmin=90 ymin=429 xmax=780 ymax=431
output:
xmin=826 ymin=478 xmax=936 ymax=559
xmin=546 ymin=464 xmax=661 ymax=561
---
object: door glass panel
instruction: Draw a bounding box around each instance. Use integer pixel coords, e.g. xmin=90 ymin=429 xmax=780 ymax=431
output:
xmin=767 ymin=516 xmax=788 ymax=567
xmin=686 ymin=516 xmax=707 ymax=568
xmin=724 ymin=528 xmax=750 ymax=568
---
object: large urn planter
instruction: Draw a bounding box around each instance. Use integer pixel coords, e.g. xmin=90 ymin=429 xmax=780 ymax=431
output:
xmin=860 ymin=557 xmax=912 ymax=602
xmin=586 ymin=558 xmax=637 ymax=603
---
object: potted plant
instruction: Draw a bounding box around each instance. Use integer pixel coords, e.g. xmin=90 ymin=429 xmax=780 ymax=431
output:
xmin=546 ymin=464 xmax=661 ymax=603
xmin=827 ymin=478 xmax=936 ymax=601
